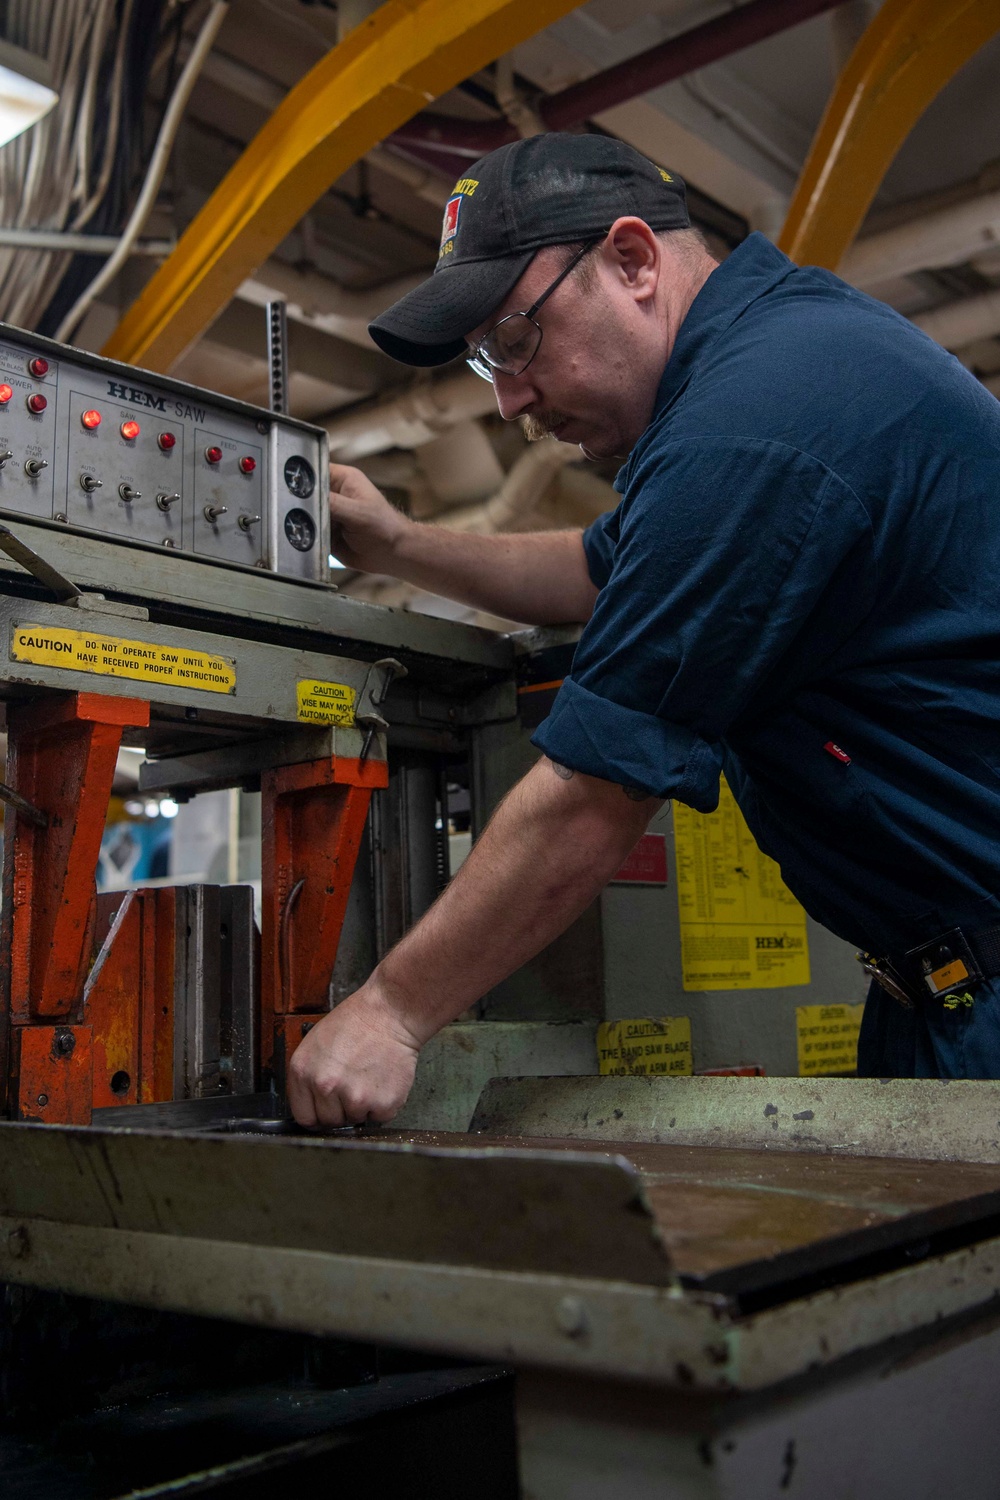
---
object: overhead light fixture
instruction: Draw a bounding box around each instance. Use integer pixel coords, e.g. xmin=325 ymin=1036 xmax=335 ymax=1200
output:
xmin=0 ymin=41 xmax=57 ymax=151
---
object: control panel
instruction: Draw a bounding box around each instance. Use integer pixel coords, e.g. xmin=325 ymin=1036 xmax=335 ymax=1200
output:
xmin=0 ymin=324 xmax=329 ymax=582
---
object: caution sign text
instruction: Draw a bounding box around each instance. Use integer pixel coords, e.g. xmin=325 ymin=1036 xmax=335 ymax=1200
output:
xmin=796 ymin=1003 xmax=864 ymax=1076
xmin=11 ymin=624 xmax=236 ymax=694
xmin=296 ymin=678 xmax=356 ymax=725
xmin=597 ymin=1017 xmax=692 ymax=1077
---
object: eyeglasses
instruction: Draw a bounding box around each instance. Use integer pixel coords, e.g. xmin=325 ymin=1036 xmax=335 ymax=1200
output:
xmin=466 ymin=240 xmax=599 ymax=383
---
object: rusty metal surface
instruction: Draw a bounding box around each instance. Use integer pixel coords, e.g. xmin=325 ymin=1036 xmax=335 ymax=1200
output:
xmin=471 ymin=1075 xmax=1000 ymax=1163
xmin=0 ymin=1123 xmax=674 ymax=1287
xmin=382 ymin=1129 xmax=1000 ymax=1296
xmin=6 ymin=1120 xmax=1000 ymax=1391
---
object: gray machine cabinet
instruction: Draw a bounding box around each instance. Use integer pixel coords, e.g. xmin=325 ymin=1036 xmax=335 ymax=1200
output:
xmin=469 ymin=634 xmax=867 ymax=1077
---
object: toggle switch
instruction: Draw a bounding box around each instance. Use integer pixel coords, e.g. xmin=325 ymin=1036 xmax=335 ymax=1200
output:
xmin=80 ymin=473 xmax=102 ymax=493
xmin=0 ymin=450 xmax=13 ymax=468
xmin=118 ymin=483 xmax=141 ymax=502
xmin=203 ymin=503 xmax=227 ymax=523
xmin=156 ymin=491 xmax=180 ymax=511
xmin=237 ymin=513 xmax=261 ymax=532
xmin=24 ymin=458 xmax=48 ymax=478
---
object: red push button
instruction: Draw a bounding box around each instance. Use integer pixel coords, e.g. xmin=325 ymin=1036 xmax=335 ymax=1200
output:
xmin=0 ymin=384 xmax=12 ymax=405
xmin=81 ymin=408 xmax=101 ymax=429
xmin=239 ymin=455 xmax=256 ymax=475
xmin=28 ymin=357 xmax=48 ymax=378
xmin=27 ymin=393 xmax=47 ymax=414
xmin=205 ymin=445 xmax=223 ymax=464
xmin=120 ymin=419 xmax=140 ymax=441
xmin=157 ymin=431 xmax=176 ymax=451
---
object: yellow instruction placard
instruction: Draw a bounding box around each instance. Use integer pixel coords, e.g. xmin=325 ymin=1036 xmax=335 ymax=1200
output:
xmin=296 ymin=678 xmax=356 ymax=726
xmin=11 ymin=623 xmax=235 ymax=694
xmin=673 ymin=777 xmax=810 ymax=991
xmin=796 ymin=1002 xmax=864 ymax=1076
xmin=597 ymin=1017 xmax=692 ymax=1077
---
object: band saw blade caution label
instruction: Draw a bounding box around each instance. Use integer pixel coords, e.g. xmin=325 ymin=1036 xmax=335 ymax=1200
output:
xmin=296 ymin=678 xmax=356 ymax=725
xmin=11 ymin=624 xmax=236 ymax=693
xmin=673 ymin=777 xmax=810 ymax=991
xmin=597 ymin=1017 xmax=692 ymax=1077
xmin=796 ymin=1002 xmax=864 ymax=1076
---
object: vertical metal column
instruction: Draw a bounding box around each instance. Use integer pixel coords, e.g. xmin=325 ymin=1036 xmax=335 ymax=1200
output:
xmin=266 ymin=300 xmax=289 ymax=416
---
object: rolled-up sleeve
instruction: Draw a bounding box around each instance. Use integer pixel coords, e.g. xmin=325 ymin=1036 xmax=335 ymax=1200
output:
xmin=533 ymin=437 xmax=874 ymax=808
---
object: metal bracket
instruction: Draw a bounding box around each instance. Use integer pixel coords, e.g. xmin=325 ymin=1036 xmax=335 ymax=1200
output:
xmin=357 ymin=656 xmax=407 ymax=763
xmin=0 ymin=523 xmax=148 ymax=618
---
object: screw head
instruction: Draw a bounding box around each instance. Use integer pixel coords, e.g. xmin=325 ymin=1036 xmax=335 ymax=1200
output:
xmin=7 ymin=1226 xmax=29 ymax=1259
xmin=53 ymin=1029 xmax=75 ymax=1057
xmin=555 ymin=1296 xmax=589 ymax=1339
xmin=35 ymin=1093 xmax=48 ymax=1108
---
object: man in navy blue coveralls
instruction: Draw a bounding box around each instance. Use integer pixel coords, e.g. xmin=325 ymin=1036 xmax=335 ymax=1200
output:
xmin=287 ymin=134 xmax=1000 ymax=1129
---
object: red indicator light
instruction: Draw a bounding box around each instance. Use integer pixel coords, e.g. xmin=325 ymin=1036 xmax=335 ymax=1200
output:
xmin=0 ymin=384 xmax=12 ymax=405
xmin=205 ymin=445 xmax=223 ymax=464
xmin=238 ymin=455 xmax=256 ymax=475
xmin=81 ymin=408 xmax=101 ymax=430
xmin=120 ymin=419 xmax=140 ymax=441
xmin=157 ymin=430 xmax=176 ymax=452
xmin=29 ymin=357 xmax=49 ymax=378
xmin=27 ymin=393 xmax=47 ymax=414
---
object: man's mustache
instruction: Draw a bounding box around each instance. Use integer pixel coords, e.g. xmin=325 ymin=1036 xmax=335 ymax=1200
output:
xmin=521 ymin=411 xmax=570 ymax=442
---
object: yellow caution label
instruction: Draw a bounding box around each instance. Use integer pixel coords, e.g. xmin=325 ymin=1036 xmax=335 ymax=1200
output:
xmin=597 ymin=1017 xmax=692 ymax=1077
xmin=296 ymin=678 xmax=356 ymax=726
xmin=673 ymin=777 xmax=810 ymax=991
xmin=11 ymin=623 xmax=235 ymax=694
xmin=796 ymin=1003 xmax=864 ymax=1076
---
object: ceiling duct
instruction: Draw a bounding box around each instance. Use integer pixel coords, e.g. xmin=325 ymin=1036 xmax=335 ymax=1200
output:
xmin=389 ymin=0 xmax=849 ymax=161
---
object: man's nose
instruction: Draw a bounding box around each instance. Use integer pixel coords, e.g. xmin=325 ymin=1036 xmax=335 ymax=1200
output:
xmin=491 ymin=368 xmax=538 ymax=422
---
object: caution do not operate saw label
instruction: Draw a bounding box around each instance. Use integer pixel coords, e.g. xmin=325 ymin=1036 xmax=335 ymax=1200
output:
xmin=11 ymin=624 xmax=236 ymax=694
xmin=296 ymin=678 xmax=356 ymax=725
xmin=597 ymin=1017 xmax=692 ymax=1077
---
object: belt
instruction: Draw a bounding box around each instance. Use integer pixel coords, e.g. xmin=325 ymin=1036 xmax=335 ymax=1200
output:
xmin=859 ymin=921 xmax=1000 ymax=1006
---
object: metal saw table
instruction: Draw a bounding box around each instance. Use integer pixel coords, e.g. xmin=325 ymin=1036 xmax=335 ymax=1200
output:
xmin=6 ymin=1074 xmax=1000 ymax=1499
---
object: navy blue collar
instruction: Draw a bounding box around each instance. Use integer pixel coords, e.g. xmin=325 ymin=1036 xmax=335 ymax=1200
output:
xmin=615 ymin=232 xmax=796 ymax=493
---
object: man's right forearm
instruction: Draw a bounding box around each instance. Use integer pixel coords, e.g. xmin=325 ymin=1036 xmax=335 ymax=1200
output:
xmin=390 ymin=525 xmax=598 ymax=625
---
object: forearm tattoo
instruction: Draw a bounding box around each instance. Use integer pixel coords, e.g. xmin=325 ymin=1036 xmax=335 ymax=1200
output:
xmin=549 ymin=759 xmax=649 ymax=801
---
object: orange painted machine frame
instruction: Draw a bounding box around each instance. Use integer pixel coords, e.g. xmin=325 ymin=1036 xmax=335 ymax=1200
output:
xmin=0 ymin=688 xmax=386 ymax=1123
xmin=0 ymin=691 xmax=149 ymax=1122
xmin=260 ymin=752 xmax=389 ymax=1088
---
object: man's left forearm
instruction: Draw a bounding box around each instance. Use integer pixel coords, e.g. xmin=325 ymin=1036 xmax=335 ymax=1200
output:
xmin=287 ymin=758 xmax=661 ymax=1126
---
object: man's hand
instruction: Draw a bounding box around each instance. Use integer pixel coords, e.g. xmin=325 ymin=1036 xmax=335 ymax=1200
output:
xmin=329 ymin=463 xmax=410 ymax=573
xmin=287 ymin=757 xmax=660 ymax=1128
xmin=287 ymin=985 xmax=422 ymax=1128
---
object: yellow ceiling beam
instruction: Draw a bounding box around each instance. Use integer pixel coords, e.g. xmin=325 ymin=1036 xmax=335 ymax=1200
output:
xmin=779 ymin=0 xmax=1000 ymax=269
xmin=102 ymin=0 xmax=586 ymax=371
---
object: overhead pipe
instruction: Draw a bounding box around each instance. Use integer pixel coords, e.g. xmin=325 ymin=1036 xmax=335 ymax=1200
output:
xmin=841 ymin=188 xmax=1000 ymax=288
xmin=390 ymin=0 xmax=849 ymax=160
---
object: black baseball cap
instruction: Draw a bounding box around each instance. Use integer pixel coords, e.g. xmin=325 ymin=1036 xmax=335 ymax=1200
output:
xmin=368 ymin=133 xmax=689 ymax=368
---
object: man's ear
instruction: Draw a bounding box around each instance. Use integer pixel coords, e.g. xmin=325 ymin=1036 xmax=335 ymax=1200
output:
xmin=605 ymin=216 xmax=659 ymax=304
